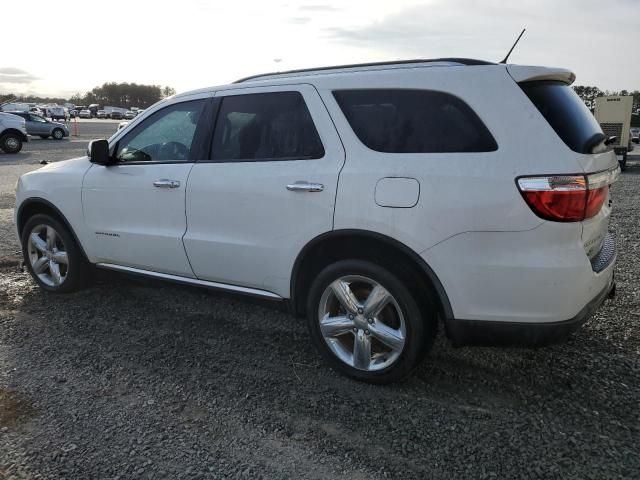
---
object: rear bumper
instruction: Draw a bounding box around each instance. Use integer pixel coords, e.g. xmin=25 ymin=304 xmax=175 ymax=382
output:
xmin=446 ymin=273 xmax=615 ymax=347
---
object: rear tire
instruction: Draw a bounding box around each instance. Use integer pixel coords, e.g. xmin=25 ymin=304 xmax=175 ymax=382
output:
xmin=306 ymin=259 xmax=436 ymax=384
xmin=0 ymin=132 xmax=23 ymax=153
xmin=619 ymin=153 xmax=627 ymax=171
xmin=21 ymin=214 xmax=91 ymax=293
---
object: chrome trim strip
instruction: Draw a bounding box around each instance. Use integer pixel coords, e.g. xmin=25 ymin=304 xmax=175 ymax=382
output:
xmin=95 ymin=263 xmax=283 ymax=299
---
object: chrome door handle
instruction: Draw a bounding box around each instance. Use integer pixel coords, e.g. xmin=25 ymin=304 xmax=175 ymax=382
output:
xmin=153 ymin=179 xmax=180 ymax=188
xmin=286 ymin=181 xmax=324 ymax=192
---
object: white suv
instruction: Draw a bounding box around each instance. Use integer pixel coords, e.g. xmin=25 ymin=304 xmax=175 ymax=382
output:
xmin=15 ymin=59 xmax=618 ymax=383
xmin=0 ymin=112 xmax=29 ymax=153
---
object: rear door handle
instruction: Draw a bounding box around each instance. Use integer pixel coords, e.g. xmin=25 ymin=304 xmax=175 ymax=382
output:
xmin=286 ymin=181 xmax=324 ymax=192
xmin=153 ymin=179 xmax=180 ymax=188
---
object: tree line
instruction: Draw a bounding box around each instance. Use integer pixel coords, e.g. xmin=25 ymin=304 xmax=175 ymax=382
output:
xmin=1 ymin=82 xmax=176 ymax=109
xmin=70 ymin=83 xmax=176 ymax=109
xmin=572 ymin=85 xmax=640 ymax=111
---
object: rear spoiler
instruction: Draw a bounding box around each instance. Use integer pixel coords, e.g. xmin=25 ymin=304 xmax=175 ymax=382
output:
xmin=507 ymin=65 xmax=576 ymax=85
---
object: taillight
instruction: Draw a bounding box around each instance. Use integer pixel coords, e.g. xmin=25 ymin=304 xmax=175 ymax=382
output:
xmin=517 ymin=167 xmax=619 ymax=222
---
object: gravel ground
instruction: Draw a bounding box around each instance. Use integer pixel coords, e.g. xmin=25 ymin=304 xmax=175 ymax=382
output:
xmin=0 ymin=148 xmax=638 ymax=478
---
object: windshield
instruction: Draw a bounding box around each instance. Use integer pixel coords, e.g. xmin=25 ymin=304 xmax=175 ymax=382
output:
xmin=520 ymin=81 xmax=604 ymax=154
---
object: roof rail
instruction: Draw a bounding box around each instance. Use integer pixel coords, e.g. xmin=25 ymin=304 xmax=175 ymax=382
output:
xmin=233 ymin=58 xmax=495 ymax=83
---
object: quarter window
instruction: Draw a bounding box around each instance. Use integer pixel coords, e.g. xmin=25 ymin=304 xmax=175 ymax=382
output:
xmin=333 ymin=89 xmax=497 ymax=153
xmin=115 ymin=99 xmax=205 ymax=163
xmin=211 ymin=91 xmax=324 ymax=161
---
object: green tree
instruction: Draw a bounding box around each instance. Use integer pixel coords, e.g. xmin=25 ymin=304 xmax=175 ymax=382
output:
xmin=162 ymin=86 xmax=176 ymax=98
xmin=573 ymin=85 xmax=604 ymax=110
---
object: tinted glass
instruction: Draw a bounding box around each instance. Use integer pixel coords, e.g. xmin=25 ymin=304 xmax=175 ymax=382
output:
xmin=211 ymin=92 xmax=324 ymax=161
xmin=333 ymin=89 xmax=497 ymax=153
xmin=116 ymin=99 xmax=205 ymax=162
xmin=520 ymin=81 xmax=604 ymax=154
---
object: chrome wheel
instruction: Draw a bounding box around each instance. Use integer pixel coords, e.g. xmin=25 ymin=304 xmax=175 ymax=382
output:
xmin=3 ymin=135 xmax=20 ymax=153
xmin=318 ymin=275 xmax=406 ymax=371
xmin=53 ymin=129 xmax=63 ymax=140
xmin=27 ymin=224 xmax=68 ymax=287
xmin=5 ymin=136 xmax=19 ymax=151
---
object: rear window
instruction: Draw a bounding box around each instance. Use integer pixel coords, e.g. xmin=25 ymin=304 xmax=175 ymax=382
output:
xmin=520 ymin=81 xmax=604 ymax=154
xmin=332 ymin=89 xmax=497 ymax=153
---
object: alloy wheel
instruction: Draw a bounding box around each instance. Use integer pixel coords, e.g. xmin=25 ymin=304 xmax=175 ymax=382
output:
xmin=27 ymin=224 xmax=68 ymax=287
xmin=318 ymin=275 xmax=406 ymax=371
xmin=5 ymin=137 xmax=19 ymax=151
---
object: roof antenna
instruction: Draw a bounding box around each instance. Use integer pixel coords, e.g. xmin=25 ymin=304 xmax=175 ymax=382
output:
xmin=499 ymin=28 xmax=526 ymax=64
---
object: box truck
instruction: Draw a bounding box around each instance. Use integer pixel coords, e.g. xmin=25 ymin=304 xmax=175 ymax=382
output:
xmin=595 ymin=95 xmax=634 ymax=170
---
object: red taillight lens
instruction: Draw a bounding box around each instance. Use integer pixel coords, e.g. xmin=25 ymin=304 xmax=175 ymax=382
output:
xmin=517 ymin=167 xmax=619 ymax=222
xmin=585 ymin=186 xmax=608 ymax=218
xmin=520 ymin=188 xmax=587 ymax=221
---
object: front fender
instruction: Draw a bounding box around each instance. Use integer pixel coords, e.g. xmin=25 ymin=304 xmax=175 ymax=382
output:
xmin=15 ymin=158 xmax=93 ymax=259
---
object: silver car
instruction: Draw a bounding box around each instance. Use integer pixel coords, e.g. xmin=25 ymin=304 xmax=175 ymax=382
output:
xmin=7 ymin=112 xmax=69 ymax=140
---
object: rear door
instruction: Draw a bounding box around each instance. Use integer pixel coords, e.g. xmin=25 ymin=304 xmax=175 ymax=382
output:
xmin=183 ymin=84 xmax=345 ymax=297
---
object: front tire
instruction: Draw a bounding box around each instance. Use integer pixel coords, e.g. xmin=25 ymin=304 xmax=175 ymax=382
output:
xmin=306 ymin=259 xmax=435 ymax=384
xmin=52 ymin=128 xmax=64 ymax=140
xmin=0 ymin=132 xmax=23 ymax=153
xmin=21 ymin=214 xmax=91 ymax=293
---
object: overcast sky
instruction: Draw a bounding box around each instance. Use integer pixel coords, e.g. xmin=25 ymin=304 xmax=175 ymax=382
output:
xmin=2 ymin=0 xmax=638 ymax=98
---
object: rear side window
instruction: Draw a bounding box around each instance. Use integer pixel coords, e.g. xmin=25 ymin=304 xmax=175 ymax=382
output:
xmin=211 ymin=91 xmax=324 ymax=161
xmin=520 ymin=81 xmax=604 ymax=154
xmin=332 ymin=89 xmax=497 ymax=153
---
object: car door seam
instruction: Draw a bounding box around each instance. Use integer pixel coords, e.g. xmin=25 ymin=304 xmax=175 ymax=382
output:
xmin=181 ymin=161 xmax=198 ymax=278
xmin=310 ymin=84 xmax=347 ymax=230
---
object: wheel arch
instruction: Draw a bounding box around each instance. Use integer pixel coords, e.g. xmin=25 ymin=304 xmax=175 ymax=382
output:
xmin=290 ymin=229 xmax=453 ymax=321
xmin=17 ymin=197 xmax=89 ymax=261
xmin=1 ymin=128 xmax=28 ymax=141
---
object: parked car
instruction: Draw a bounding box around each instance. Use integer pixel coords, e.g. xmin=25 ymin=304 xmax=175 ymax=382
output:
xmin=69 ymin=110 xmax=78 ymax=118
xmin=97 ymin=110 xmax=107 ymax=119
xmin=78 ymin=110 xmax=91 ymax=119
xmin=48 ymin=107 xmax=68 ymax=121
xmin=88 ymin=104 xmax=100 ymax=118
xmin=0 ymin=112 xmax=28 ymax=153
xmin=631 ymin=128 xmax=639 ymax=144
xmin=124 ymin=111 xmax=136 ymax=119
xmin=110 ymin=111 xmax=124 ymax=120
xmin=14 ymin=59 xmax=619 ymax=383
xmin=6 ymin=112 xmax=69 ymax=140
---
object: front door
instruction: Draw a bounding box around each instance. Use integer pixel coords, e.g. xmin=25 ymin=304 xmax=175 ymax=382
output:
xmin=27 ymin=114 xmax=50 ymax=135
xmin=184 ymin=85 xmax=345 ymax=297
xmin=82 ymin=96 xmax=210 ymax=277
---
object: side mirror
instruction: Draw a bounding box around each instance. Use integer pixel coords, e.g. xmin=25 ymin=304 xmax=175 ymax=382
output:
xmin=88 ymin=139 xmax=112 ymax=165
